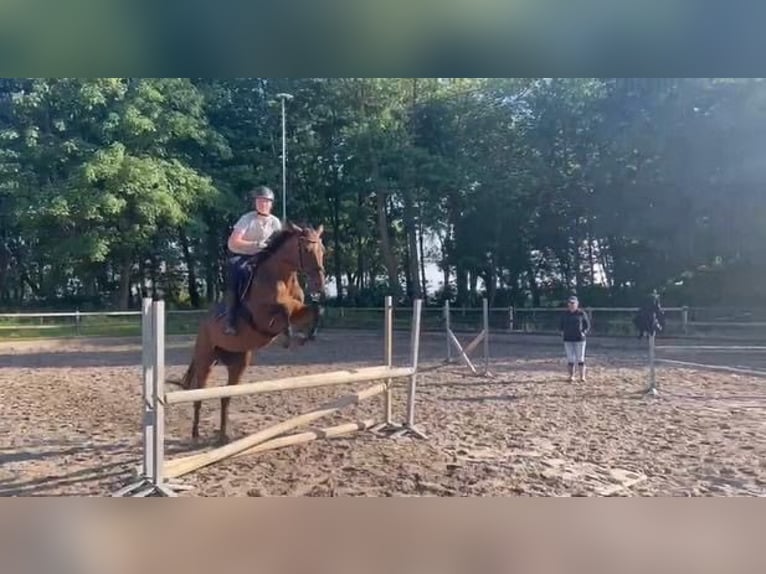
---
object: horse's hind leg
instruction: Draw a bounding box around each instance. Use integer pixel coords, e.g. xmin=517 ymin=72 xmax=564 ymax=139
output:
xmin=219 ymin=350 xmax=250 ymax=444
xmin=192 ymin=401 xmax=202 ymax=440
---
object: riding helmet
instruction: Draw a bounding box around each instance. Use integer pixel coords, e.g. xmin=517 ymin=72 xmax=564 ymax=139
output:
xmin=251 ymin=186 xmax=275 ymax=202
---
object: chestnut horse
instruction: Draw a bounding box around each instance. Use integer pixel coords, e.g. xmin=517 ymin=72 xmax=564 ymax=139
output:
xmin=173 ymin=223 xmax=326 ymax=443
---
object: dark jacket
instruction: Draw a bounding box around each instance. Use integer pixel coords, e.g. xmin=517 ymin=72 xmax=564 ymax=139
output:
xmin=560 ymin=309 xmax=590 ymax=342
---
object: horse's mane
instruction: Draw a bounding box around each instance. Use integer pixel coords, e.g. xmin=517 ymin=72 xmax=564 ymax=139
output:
xmin=248 ymin=227 xmax=300 ymax=267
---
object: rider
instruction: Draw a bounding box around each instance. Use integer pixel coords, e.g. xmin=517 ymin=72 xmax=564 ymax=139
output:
xmin=223 ymin=186 xmax=282 ymax=335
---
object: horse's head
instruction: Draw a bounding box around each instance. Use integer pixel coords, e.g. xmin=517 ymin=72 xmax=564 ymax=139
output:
xmin=286 ymin=222 xmax=326 ymax=295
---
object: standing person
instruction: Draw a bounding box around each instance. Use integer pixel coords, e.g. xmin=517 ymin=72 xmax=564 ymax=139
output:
xmin=223 ymin=186 xmax=282 ymax=335
xmin=559 ymin=295 xmax=591 ymax=382
xmin=633 ymin=289 xmax=666 ymax=339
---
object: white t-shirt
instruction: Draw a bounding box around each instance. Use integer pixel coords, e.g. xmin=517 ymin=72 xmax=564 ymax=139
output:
xmin=230 ymin=211 xmax=282 ymax=255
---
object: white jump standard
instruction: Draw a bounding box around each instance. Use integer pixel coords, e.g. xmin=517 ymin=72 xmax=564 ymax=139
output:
xmin=444 ymin=298 xmax=492 ymax=377
xmin=114 ymin=296 xmax=425 ymax=497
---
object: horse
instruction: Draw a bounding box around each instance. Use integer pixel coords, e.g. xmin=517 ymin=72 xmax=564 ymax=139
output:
xmin=633 ymin=294 xmax=666 ymax=340
xmin=171 ymin=222 xmax=326 ymax=443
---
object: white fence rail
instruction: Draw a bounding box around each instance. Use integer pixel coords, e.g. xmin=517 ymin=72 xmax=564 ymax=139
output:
xmin=3 ymin=304 xmax=766 ymax=340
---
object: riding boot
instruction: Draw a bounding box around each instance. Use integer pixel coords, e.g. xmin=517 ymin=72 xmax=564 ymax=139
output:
xmin=578 ymin=363 xmax=586 ymax=382
xmin=567 ymin=363 xmax=575 ymax=383
xmin=223 ymin=291 xmax=238 ymax=336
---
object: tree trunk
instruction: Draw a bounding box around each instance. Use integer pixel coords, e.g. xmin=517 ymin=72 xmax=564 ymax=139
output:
xmin=330 ymin=194 xmax=344 ymax=303
xmin=456 ymin=264 xmax=468 ymax=306
xmin=0 ymin=240 xmax=8 ymax=305
xmin=402 ymin=190 xmax=421 ymax=299
xmin=149 ymin=256 xmax=158 ymax=300
xmin=418 ymin=218 xmax=427 ymax=298
xmin=587 ymin=233 xmax=596 ymax=285
xmin=527 ymin=263 xmax=541 ymax=306
xmin=469 ymin=272 xmax=479 ymax=303
xmin=373 ymin=172 xmax=398 ymax=293
xmin=403 ymin=231 xmax=412 ymax=299
xmin=118 ymin=259 xmax=132 ymax=310
xmin=486 ymin=267 xmax=497 ymax=305
xmin=178 ymin=227 xmax=200 ymax=308
xmin=402 ymin=77 xmax=422 ymax=299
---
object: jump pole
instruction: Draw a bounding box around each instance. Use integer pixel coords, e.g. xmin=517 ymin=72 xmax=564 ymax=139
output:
xmin=645 ymin=334 xmax=766 ymax=398
xmin=444 ymin=298 xmax=493 ymax=377
xmin=644 ymin=333 xmax=659 ymax=398
xmin=393 ymin=298 xmax=427 ymax=439
xmin=113 ymin=299 xmax=180 ymax=497
xmin=372 ymin=295 xmax=405 ymax=435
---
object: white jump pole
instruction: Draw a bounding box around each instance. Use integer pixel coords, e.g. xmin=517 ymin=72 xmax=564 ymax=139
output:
xmin=444 ymin=298 xmax=492 ymax=377
xmin=393 ymin=298 xmax=427 ymax=439
xmin=372 ymin=295 xmax=405 ymax=435
xmin=407 ymin=298 xmax=422 ymax=427
xmin=645 ymin=333 xmax=659 ymax=397
xmin=113 ymin=298 xmax=179 ymax=497
xmin=445 ymin=300 xmax=452 ymax=362
xmin=142 ymin=297 xmax=154 ymax=480
xmin=384 ymin=295 xmax=393 ymax=425
xmin=483 ymin=298 xmax=490 ymax=375
xmin=150 ymin=300 xmax=168 ymax=490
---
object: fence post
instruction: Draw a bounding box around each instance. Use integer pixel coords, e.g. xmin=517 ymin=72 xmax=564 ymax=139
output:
xmin=383 ymin=296 xmax=393 ymax=426
xmin=483 ymin=298 xmax=490 ymax=374
xmin=444 ymin=300 xmax=451 ymax=362
xmin=508 ymin=306 xmax=514 ymax=332
xmin=681 ymin=306 xmax=689 ymax=335
xmin=75 ymin=309 xmax=81 ymax=336
xmin=646 ymin=333 xmax=658 ymax=397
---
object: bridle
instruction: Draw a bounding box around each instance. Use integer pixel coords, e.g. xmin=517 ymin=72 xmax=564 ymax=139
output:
xmin=296 ymin=233 xmax=324 ymax=283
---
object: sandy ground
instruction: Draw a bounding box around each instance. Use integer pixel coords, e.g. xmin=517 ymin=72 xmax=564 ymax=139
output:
xmin=1 ymin=329 xmax=765 ymax=496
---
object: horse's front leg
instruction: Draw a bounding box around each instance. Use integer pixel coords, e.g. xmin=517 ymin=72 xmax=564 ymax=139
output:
xmin=285 ymin=299 xmax=322 ymax=345
xmin=263 ymin=303 xmax=293 ymax=348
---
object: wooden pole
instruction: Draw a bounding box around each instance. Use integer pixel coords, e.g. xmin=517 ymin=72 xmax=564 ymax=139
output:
xmin=384 ymin=296 xmax=393 ymax=425
xmin=163 ymin=382 xmax=388 ymax=479
xmin=233 ymin=419 xmax=376 ymax=459
xmin=165 ymin=365 xmax=413 ymax=404
xmin=461 ymin=329 xmax=486 ymax=358
xmin=447 ymin=329 xmax=478 ymax=374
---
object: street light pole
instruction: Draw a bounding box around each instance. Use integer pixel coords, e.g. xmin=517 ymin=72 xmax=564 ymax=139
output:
xmin=276 ymin=93 xmax=293 ymax=223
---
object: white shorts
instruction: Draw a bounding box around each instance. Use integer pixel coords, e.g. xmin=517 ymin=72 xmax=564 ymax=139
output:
xmin=564 ymin=341 xmax=586 ymax=364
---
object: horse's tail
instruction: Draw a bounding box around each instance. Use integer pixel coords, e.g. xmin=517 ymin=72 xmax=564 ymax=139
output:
xmin=165 ymin=359 xmax=196 ymax=390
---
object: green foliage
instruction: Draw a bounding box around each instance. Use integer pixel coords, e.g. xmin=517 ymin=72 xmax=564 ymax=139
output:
xmin=2 ymin=77 xmax=766 ymax=311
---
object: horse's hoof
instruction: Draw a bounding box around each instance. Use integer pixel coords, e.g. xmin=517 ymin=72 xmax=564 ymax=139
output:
xmin=217 ymin=433 xmax=231 ymax=446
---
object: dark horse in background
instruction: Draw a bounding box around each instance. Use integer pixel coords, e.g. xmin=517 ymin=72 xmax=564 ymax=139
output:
xmin=633 ymin=291 xmax=666 ymax=339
